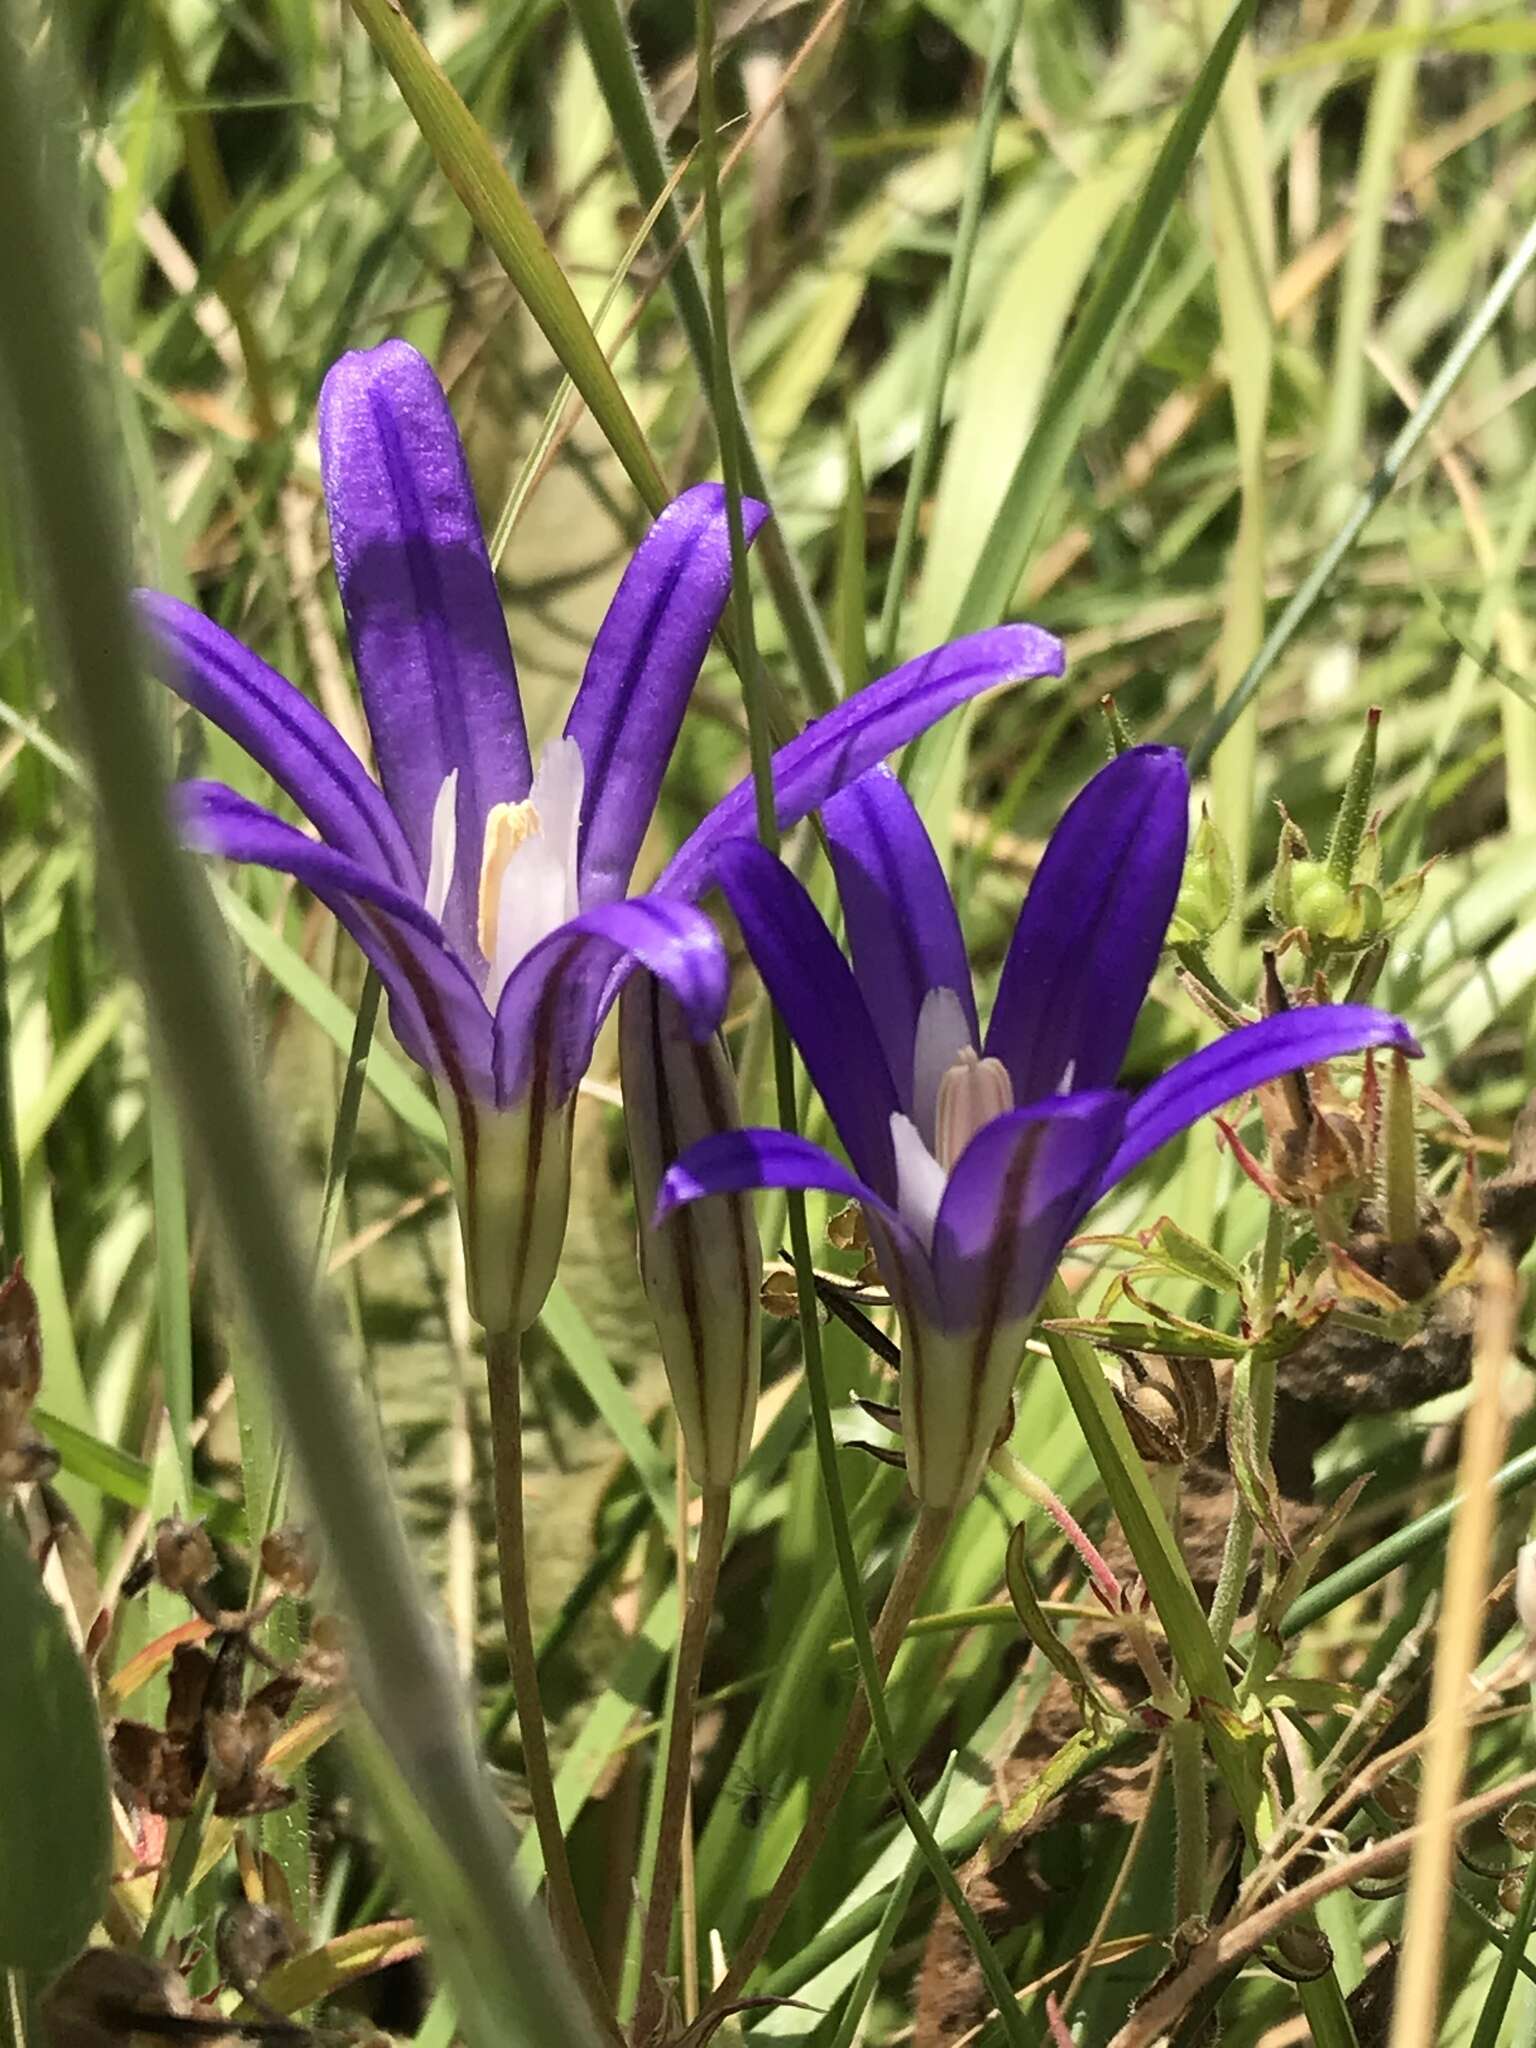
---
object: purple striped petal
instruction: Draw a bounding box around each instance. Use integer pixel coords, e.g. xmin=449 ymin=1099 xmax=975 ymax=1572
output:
xmin=823 ymin=767 xmax=976 ymax=1113
xmin=179 ymin=781 xmax=493 ymax=1094
xmin=319 ymin=341 xmax=531 ymax=959
xmin=657 ymin=624 xmax=1065 ymax=903
xmin=491 ymin=893 xmax=728 ymax=1110
xmin=567 ymin=485 xmax=768 ymax=909
xmin=931 ymin=1092 xmax=1127 ymax=1329
xmin=139 ymin=592 xmax=418 ymax=890
xmin=657 ymin=1128 xmax=936 ymax=1330
xmin=657 ymin=1126 xmax=876 ymax=1223
xmin=985 ymin=746 xmax=1189 ymax=1103
xmin=710 ymin=839 xmax=901 ymax=1199
xmin=1095 ymin=1006 xmax=1422 ymax=1202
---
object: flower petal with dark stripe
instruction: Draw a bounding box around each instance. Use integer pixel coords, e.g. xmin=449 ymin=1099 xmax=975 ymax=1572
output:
xmin=658 ymin=750 xmax=1421 ymax=1506
xmin=142 ymin=341 xmax=1064 ymax=1332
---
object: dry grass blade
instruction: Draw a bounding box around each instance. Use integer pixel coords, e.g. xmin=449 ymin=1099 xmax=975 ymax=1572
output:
xmin=1387 ymin=1248 xmax=1516 ymax=2048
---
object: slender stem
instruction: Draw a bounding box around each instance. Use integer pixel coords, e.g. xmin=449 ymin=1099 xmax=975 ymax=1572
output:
xmin=633 ymin=1485 xmax=731 ymax=2042
xmin=0 ymin=877 xmax=23 ymax=1262
xmin=1169 ymin=1719 xmax=1209 ymax=1926
xmin=706 ymin=1505 xmax=951 ymax=2010
xmin=484 ymin=1328 xmax=620 ymax=2042
xmin=693 ymin=9 xmax=1012 ymax=2030
xmin=1210 ymin=1207 xmax=1283 ymax=1651
xmin=1207 ymin=1498 xmax=1255 ymax=1656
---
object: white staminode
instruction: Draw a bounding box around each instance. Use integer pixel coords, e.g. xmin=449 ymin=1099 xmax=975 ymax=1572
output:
xmin=472 ymin=738 xmax=585 ymax=1005
xmin=893 ymin=989 xmax=1014 ymax=1251
xmin=424 ymin=768 xmax=459 ymax=924
xmin=912 ymin=985 xmax=973 ymax=1149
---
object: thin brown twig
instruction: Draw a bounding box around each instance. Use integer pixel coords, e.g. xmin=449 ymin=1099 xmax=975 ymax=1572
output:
xmin=703 ymin=1502 xmax=954 ymax=2015
xmin=1106 ymin=1765 xmax=1536 ymax=2048
xmin=485 ymin=1328 xmax=622 ymax=2044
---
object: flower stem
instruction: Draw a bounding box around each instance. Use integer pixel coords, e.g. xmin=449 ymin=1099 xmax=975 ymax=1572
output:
xmin=633 ymin=1484 xmax=731 ymax=2042
xmin=484 ymin=1327 xmax=619 ymax=2041
xmin=1169 ymin=1717 xmax=1209 ymax=1926
xmin=705 ymin=1502 xmax=952 ymax=2011
xmin=1209 ymin=1207 xmax=1283 ymax=1652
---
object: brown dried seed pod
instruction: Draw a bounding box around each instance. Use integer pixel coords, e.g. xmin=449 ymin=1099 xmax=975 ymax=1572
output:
xmin=1116 ymin=1355 xmax=1220 ymax=1465
xmin=827 ymin=1202 xmax=868 ymax=1252
xmin=301 ymin=1613 xmax=347 ymax=1692
xmin=760 ymin=1266 xmax=800 ymax=1319
xmin=216 ymin=1901 xmax=294 ymax=1994
xmin=154 ymin=1517 xmax=217 ymax=1594
xmin=260 ymin=1524 xmax=318 ymax=1599
xmin=0 ymin=1261 xmax=41 ymax=1406
xmin=41 ymin=1948 xmax=205 ymax=2048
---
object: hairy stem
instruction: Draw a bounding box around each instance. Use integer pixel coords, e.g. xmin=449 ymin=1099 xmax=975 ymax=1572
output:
xmin=633 ymin=1485 xmax=731 ymax=2042
xmin=485 ymin=1328 xmax=619 ymax=2041
xmin=1169 ymin=1718 xmax=1209 ymax=1926
xmin=706 ymin=1503 xmax=952 ymax=2009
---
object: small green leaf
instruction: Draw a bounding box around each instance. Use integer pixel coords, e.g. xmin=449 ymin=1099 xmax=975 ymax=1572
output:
xmin=1148 ymin=1219 xmax=1245 ymax=1296
xmin=1004 ymin=1523 xmax=1111 ymax=1715
xmin=1045 ymin=1316 xmax=1247 ymax=1360
xmin=0 ymin=1517 xmax=111 ymax=1971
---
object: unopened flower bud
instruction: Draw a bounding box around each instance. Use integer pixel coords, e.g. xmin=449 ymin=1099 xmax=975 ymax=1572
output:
xmin=621 ymin=980 xmax=761 ymax=1491
xmin=1504 ymin=1801 xmax=1536 ymax=1855
xmin=154 ymin=1517 xmax=216 ymax=1594
xmin=1167 ymin=808 xmax=1234 ymax=945
xmin=261 ymin=1523 xmax=318 ymax=1598
xmin=1500 ymin=1869 xmax=1529 ymax=1916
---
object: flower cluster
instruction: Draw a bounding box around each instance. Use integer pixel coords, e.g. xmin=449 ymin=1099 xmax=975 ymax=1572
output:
xmin=145 ymin=339 xmax=1418 ymax=1506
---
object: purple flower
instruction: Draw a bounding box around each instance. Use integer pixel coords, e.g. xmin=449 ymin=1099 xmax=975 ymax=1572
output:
xmin=140 ymin=340 xmax=1065 ymax=1334
xmin=658 ymin=746 xmax=1421 ymax=1506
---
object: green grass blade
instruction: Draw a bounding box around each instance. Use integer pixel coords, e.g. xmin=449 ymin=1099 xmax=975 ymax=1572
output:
xmin=0 ymin=1519 xmax=110 ymax=1974
xmin=564 ymin=0 xmax=843 ymax=713
xmin=1190 ymin=207 xmax=1536 ymax=772
xmin=947 ymin=0 xmax=1258 ymax=641
xmin=0 ymin=30 xmax=601 ymax=2045
xmin=874 ymin=0 xmax=1025 ymax=671
xmin=31 ymin=1407 xmax=244 ymax=1538
xmin=346 ymin=0 xmax=667 ymax=515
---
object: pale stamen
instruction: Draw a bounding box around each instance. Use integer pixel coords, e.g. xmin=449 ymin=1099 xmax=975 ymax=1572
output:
xmin=934 ymin=1047 xmax=1013 ymax=1171
xmin=477 ymin=738 xmax=584 ymax=1005
xmin=477 ymin=797 xmax=542 ymax=959
xmin=892 ymin=1044 xmax=1014 ymax=1251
